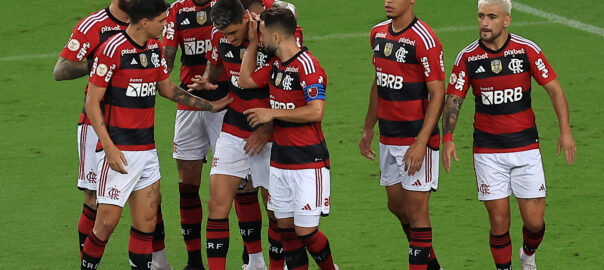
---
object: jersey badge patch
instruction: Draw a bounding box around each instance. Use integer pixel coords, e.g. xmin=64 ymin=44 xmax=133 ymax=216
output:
xmin=384 ymin=43 xmax=393 ymax=57
xmin=68 ymin=39 xmax=81 ymax=52
xmin=197 ymin=11 xmax=207 ymax=25
xmin=307 ymin=86 xmax=318 ymax=98
xmin=491 ymin=59 xmax=502 ymax=74
xmin=96 ymin=64 xmax=108 ymax=77
xmin=274 ymin=72 xmax=283 ymax=86
xmin=140 ymin=53 xmax=148 ymax=68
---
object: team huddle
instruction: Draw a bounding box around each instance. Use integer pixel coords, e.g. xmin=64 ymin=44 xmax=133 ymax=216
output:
xmin=53 ymin=0 xmax=576 ymax=269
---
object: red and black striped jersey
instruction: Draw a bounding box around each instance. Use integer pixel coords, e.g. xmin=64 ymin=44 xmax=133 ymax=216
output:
xmin=208 ymin=27 xmax=303 ymax=139
xmin=370 ymin=18 xmax=444 ymax=149
xmin=251 ymin=48 xmax=329 ymax=170
xmin=60 ymin=8 xmax=129 ymax=125
xmin=89 ymin=32 xmax=170 ymax=151
xmin=163 ymin=0 xmax=228 ymax=109
xmin=447 ymin=33 xmax=557 ymax=153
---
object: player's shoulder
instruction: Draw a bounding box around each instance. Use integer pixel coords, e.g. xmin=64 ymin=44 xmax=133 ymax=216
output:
xmin=410 ymin=19 xmax=440 ymax=50
xmin=211 ymin=27 xmax=224 ymax=40
xmin=509 ymin=33 xmax=542 ymax=54
xmin=99 ymin=32 xmax=128 ymax=58
xmin=169 ymin=0 xmax=191 ymax=10
xmin=454 ymin=39 xmax=481 ymax=66
xmin=295 ymin=49 xmax=324 ymax=76
xmin=371 ymin=19 xmax=391 ymax=32
xmin=75 ymin=8 xmax=111 ymax=35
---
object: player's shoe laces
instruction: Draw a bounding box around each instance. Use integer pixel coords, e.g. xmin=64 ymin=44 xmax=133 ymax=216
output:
xmin=519 ymin=248 xmax=537 ymax=270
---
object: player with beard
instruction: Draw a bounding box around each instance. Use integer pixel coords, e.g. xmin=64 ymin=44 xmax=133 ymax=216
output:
xmin=238 ymin=8 xmax=338 ymax=270
xmin=79 ymin=0 xmax=231 ymax=269
xmin=54 ymin=1 xmax=172 ymax=268
xmin=359 ymin=0 xmax=445 ymax=269
xmin=442 ymin=0 xmax=576 ymax=269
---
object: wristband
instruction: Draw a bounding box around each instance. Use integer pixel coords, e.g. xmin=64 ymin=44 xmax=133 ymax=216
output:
xmin=442 ymin=133 xmax=453 ymax=142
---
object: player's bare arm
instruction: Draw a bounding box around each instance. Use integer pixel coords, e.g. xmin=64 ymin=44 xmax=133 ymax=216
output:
xmin=238 ymin=10 xmax=261 ymax=89
xmin=359 ymin=78 xmax=378 ymax=161
xmin=158 ymin=78 xmax=232 ymax=112
xmin=186 ymin=61 xmax=225 ymax=92
xmin=163 ymin=46 xmax=178 ymax=74
xmin=85 ymin=82 xmax=128 ymax=174
xmin=53 ymin=57 xmax=90 ymax=81
xmin=542 ymin=79 xmax=576 ymax=164
xmin=244 ymin=99 xmax=325 ymax=127
xmin=403 ymin=79 xmax=445 ymax=176
xmin=441 ymin=94 xmax=465 ymax=173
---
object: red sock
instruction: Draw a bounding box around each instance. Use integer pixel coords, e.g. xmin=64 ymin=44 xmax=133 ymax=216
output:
xmin=234 ymin=192 xmax=263 ymax=254
xmin=523 ymin=223 xmax=545 ymax=256
xmin=78 ymin=204 xmax=96 ymax=253
xmin=268 ymin=219 xmax=285 ymax=269
xmin=129 ymin=227 xmax=154 ymax=270
xmin=206 ymin=218 xmax=230 ymax=270
xmin=81 ymin=232 xmax=107 ymax=270
xmin=299 ymin=230 xmax=334 ymax=270
xmin=490 ymin=231 xmax=512 ymax=270
xmin=152 ymin=205 xmax=165 ymax=252
xmin=280 ymin=228 xmax=308 ymax=270
xmin=409 ymin=228 xmax=432 ymax=270
xmin=179 ymin=183 xmax=203 ymax=267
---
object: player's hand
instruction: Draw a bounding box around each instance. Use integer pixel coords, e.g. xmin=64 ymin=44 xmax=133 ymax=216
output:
xmin=403 ymin=140 xmax=426 ymax=176
xmin=187 ymin=75 xmax=218 ymax=91
xmin=209 ymin=94 xmax=233 ymax=113
xmin=244 ymin=108 xmax=273 ymax=127
xmin=106 ymin=145 xmax=128 ymax=174
xmin=557 ymin=131 xmax=576 ymax=165
xmin=244 ymin=124 xmax=272 ymax=156
xmin=246 ymin=10 xmax=260 ymax=45
xmin=442 ymin=141 xmax=459 ymax=173
xmin=359 ymin=129 xmax=376 ymax=160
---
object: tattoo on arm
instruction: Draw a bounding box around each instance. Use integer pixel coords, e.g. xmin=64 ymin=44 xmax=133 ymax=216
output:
xmin=53 ymin=57 xmax=89 ymax=81
xmin=442 ymin=95 xmax=464 ymax=134
xmin=171 ymin=84 xmax=213 ymax=111
xmin=164 ymin=46 xmax=177 ymax=74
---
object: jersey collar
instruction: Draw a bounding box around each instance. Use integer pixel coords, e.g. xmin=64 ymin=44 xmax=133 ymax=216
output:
xmin=479 ymin=33 xmax=511 ymax=54
xmin=388 ymin=17 xmax=417 ymax=36
xmin=281 ymin=47 xmax=308 ymax=66
xmin=105 ymin=7 xmax=129 ymax=26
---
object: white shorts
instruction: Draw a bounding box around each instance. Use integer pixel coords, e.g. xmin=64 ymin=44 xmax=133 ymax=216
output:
xmin=96 ymin=149 xmax=161 ymax=207
xmin=77 ymin=124 xmax=99 ymax=191
xmin=474 ymin=149 xmax=546 ymax=201
xmin=379 ymin=143 xmax=439 ymax=192
xmin=267 ymin=167 xmax=330 ymax=227
xmin=209 ymin=132 xmax=271 ymax=188
xmin=172 ymin=109 xmax=225 ymax=160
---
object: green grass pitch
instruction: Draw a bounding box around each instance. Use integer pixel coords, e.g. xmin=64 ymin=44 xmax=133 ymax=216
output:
xmin=1 ymin=0 xmax=603 ymax=269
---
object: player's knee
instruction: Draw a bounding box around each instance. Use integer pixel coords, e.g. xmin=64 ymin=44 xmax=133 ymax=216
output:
xmin=387 ymin=201 xmax=405 ymax=218
xmin=94 ymin=217 xmax=119 ymax=240
xmin=523 ymin=219 xmax=544 ymax=232
xmin=489 ymin=216 xmax=510 ymax=234
xmin=207 ymin=197 xmax=230 ymax=217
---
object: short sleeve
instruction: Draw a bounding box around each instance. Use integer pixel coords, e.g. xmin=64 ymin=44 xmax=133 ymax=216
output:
xmin=250 ymin=59 xmax=273 ymax=88
xmin=416 ymin=40 xmax=445 ymax=82
xmin=300 ymin=62 xmax=327 ymax=102
xmin=162 ymin=5 xmax=180 ymax=48
xmin=158 ymin=44 xmax=171 ymax=81
xmin=207 ymin=28 xmax=223 ymax=66
xmin=446 ymin=52 xmax=471 ymax=98
xmin=528 ymin=49 xmax=557 ymax=86
xmin=60 ymin=23 xmax=97 ymax=62
xmin=89 ymin=47 xmax=119 ymax=88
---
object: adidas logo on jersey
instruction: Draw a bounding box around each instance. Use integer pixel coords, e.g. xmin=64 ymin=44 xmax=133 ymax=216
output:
xmin=412 ymin=180 xmax=422 ymax=186
xmin=131 ymin=58 xmax=138 ymax=65
xmin=373 ymin=44 xmax=380 ymax=51
xmin=476 ymin=65 xmax=486 ymax=73
xmin=180 ymin=18 xmax=190 ymax=26
xmin=225 ymin=51 xmax=234 ymax=58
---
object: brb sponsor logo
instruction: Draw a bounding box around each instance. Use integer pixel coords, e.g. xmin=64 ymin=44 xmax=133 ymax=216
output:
xmin=183 ymin=38 xmax=212 ymax=55
xmin=126 ymin=81 xmax=157 ymax=97
xmin=376 ymin=71 xmax=404 ymax=90
xmin=270 ymin=99 xmax=295 ymax=110
xmin=481 ymin=86 xmax=523 ymax=105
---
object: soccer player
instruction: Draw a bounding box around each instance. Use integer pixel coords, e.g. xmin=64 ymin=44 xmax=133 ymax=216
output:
xmin=53 ymin=1 xmax=172 ymax=268
xmin=238 ymin=8 xmax=337 ymax=270
xmin=359 ymin=0 xmax=445 ymax=269
xmin=162 ymin=0 xmax=230 ymax=269
xmin=79 ymin=0 xmax=231 ymax=269
xmin=442 ymin=1 xmax=576 ymax=269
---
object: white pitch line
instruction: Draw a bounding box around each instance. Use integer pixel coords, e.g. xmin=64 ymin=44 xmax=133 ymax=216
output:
xmin=514 ymin=2 xmax=604 ymax=37
xmin=303 ymin=21 xmax=551 ymax=41
xmin=0 ymin=53 xmax=58 ymax=62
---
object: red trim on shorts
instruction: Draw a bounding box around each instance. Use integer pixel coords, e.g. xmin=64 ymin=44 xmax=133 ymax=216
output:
xmin=79 ymin=125 xmax=87 ymax=180
xmin=98 ymin=158 xmax=109 ymax=197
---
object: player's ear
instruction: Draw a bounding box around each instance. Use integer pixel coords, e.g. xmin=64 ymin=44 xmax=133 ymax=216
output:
xmin=504 ymin=13 xmax=511 ymax=28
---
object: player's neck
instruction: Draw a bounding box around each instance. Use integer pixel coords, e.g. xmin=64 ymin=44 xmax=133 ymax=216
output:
xmin=193 ymin=0 xmax=210 ymax=6
xmin=108 ymin=2 xmax=129 ymax=23
xmin=277 ymin=40 xmax=302 ymax=63
xmin=482 ymin=30 xmax=509 ymax=51
xmin=391 ymin=10 xmax=415 ymax=33
xmin=125 ymin=25 xmax=150 ymax=48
